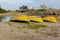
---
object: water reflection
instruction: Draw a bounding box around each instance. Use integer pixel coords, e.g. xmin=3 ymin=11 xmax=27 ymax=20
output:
xmin=1 ymin=16 xmax=13 ymax=22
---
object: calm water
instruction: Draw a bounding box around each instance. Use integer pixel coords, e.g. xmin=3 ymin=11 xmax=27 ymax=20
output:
xmin=0 ymin=16 xmax=13 ymax=22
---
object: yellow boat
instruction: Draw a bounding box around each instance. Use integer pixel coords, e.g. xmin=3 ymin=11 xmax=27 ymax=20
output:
xmin=29 ymin=16 xmax=43 ymax=23
xmin=43 ymin=16 xmax=56 ymax=23
xmin=56 ymin=16 xmax=60 ymax=18
xmin=10 ymin=15 xmax=30 ymax=23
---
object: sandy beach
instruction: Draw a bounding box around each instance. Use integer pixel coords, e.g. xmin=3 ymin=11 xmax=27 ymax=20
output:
xmin=0 ymin=22 xmax=59 ymax=40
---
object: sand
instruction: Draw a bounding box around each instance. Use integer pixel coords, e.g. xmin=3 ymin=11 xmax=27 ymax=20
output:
xmin=0 ymin=22 xmax=59 ymax=40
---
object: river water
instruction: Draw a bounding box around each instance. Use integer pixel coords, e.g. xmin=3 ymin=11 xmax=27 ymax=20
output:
xmin=0 ymin=16 xmax=13 ymax=22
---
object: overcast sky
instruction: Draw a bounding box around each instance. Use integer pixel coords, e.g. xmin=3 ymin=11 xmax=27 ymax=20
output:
xmin=0 ymin=0 xmax=60 ymax=10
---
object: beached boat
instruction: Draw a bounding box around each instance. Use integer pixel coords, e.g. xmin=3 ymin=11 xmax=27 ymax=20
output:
xmin=43 ymin=16 xmax=56 ymax=23
xmin=29 ymin=16 xmax=43 ymax=23
xmin=10 ymin=15 xmax=30 ymax=23
xmin=56 ymin=15 xmax=60 ymax=19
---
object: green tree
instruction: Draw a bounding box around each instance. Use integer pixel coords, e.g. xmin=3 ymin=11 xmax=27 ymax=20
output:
xmin=0 ymin=6 xmax=6 ymax=13
xmin=20 ymin=5 xmax=28 ymax=12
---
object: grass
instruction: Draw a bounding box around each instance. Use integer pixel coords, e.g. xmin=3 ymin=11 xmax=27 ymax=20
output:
xmin=35 ymin=30 xmax=38 ymax=33
xmin=28 ymin=24 xmax=46 ymax=29
xmin=23 ymin=31 xmax=28 ymax=34
xmin=17 ymin=26 xmax=21 ymax=29
xmin=6 ymin=11 xmax=20 ymax=14
xmin=17 ymin=26 xmax=26 ymax=29
xmin=11 ymin=30 xmax=15 ymax=32
xmin=7 ymin=22 xmax=12 ymax=26
xmin=22 ymin=26 xmax=26 ymax=28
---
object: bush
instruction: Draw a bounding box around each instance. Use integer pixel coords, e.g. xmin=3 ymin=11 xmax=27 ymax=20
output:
xmin=0 ymin=7 xmax=6 ymax=13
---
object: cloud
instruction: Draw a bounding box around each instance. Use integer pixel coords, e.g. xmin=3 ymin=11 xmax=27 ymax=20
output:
xmin=0 ymin=0 xmax=60 ymax=10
